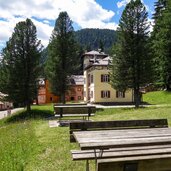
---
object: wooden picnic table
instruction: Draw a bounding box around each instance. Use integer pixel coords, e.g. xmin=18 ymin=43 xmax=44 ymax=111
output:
xmin=73 ymin=127 xmax=171 ymax=150
xmin=73 ymin=127 xmax=171 ymax=171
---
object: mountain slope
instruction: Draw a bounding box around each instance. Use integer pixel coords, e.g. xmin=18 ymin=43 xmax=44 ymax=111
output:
xmin=74 ymin=28 xmax=117 ymax=53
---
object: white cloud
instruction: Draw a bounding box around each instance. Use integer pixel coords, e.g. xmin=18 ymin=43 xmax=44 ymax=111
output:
xmin=31 ymin=19 xmax=53 ymax=47
xmin=0 ymin=0 xmax=117 ymax=50
xmin=148 ymin=18 xmax=154 ymax=32
xmin=117 ymin=0 xmax=130 ymax=8
xmin=0 ymin=16 xmax=53 ymax=48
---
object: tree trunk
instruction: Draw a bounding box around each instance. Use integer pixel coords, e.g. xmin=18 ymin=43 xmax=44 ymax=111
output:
xmin=134 ymin=88 xmax=141 ymax=108
xmin=36 ymin=97 xmax=39 ymax=105
xmin=61 ymin=92 xmax=66 ymax=104
xmin=166 ymin=77 xmax=171 ymax=91
xmin=26 ymin=101 xmax=31 ymax=112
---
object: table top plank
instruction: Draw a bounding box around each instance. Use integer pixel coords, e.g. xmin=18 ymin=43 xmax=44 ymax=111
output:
xmin=73 ymin=128 xmax=171 ymax=150
xmin=80 ymin=137 xmax=171 ymax=150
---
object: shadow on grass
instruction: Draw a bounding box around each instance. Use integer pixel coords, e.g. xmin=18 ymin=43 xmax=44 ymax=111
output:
xmin=5 ymin=109 xmax=54 ymax=123
xmin=96 ymin=108 xmax=104 ymax=112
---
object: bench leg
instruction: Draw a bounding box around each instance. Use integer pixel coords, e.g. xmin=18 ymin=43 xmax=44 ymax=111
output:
xmin=86 ymin=160 xmax=89 ymax=171
xmin=94 ymin=149 xmax=103 ymax=171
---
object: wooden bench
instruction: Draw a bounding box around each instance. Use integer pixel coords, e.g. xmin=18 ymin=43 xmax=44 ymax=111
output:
xmin=54 ymin=105 xmax=96 ymax=120
xmin=72 ymin=144 xmax=171 ymax=161
xmin=70 ymin=119 xmax=168 ymax=142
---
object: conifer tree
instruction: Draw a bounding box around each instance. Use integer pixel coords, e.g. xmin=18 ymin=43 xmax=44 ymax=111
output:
xmin=46 ymin=12 xmax=79 ymax=103
xmin=110 ymin=0 xmax=152 ymax=107
xmin=151 ymin=0 xmax=171 ymax=90
xmin=99 ymin=40 xmax=104 ymax=52
xmin=0 ymin=19 xmax=42 ymax=111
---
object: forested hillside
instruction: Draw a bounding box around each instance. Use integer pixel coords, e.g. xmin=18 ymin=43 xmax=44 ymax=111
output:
xmin=74 ymin=28 xmax=117 ymax=53
xmin=41 ymin=28 xmax=117 ymax=74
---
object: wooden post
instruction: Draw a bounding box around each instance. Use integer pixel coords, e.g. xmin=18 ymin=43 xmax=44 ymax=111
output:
xmin=60 ymin=107 xmax=63 ymax=118
xmin=86 ymin=160 xmax=89 ymax=171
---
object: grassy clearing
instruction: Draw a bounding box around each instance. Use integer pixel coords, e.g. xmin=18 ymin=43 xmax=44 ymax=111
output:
xmin=143 ymin=91 xmax=171 ymax=105
xmin=0 ymin=121 xmax=40 ymax=171
xmin=1 ymin=91 xmax=171 ymax=171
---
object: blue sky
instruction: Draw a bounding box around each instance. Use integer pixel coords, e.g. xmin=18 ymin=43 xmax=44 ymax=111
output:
xmin=96 ymin=0 xmax=155 ymax=23
xmin=0 ymin=0 xmax=156 ymax=52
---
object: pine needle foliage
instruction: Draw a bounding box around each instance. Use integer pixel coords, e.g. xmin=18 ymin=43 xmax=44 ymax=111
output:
xmin=110 ymin=0 xmax=153 ymax=107
xmin=0 ymin=19 xmax=42 ymax=112
xmin=45 ymin=12 xmax=79 ymax=103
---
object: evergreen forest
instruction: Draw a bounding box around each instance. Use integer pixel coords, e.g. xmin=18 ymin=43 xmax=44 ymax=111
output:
xmin=74 ymin=28 xmax=117 ymax=53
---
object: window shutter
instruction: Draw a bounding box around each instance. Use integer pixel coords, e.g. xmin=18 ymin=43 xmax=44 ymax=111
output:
xmin=123 ymin=91 xmax=125 ymax=98
xmin=101 ymin=75 xmax=103 ymax=82
xmin=108 ymin=75 xmax=110 ymax=82
xmin=91 ymin=75 xmax=93 ymax=83
xmin=101 ymin=91 xmax=103 ymax=98
xmin=116 ymin=91 xmax=118 ymax=98
xmin=108 ymin=91 xmax=110 ymax=98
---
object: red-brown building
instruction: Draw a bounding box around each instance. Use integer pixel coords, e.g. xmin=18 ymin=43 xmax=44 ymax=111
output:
xmin=37 ymin=75 xmax=84 ymax=104
xmin=65 ymin=75 xmax=84 ymax=102
xmin=37 ymin=79 xmax=59 ymax=104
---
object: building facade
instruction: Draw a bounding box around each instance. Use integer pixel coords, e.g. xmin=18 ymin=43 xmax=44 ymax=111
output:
xmin=37 ymin=79 xmax=59 ymax=104
xmin=65 ymin=75 xmax=84 ymax=102
xmin=83 ymin=50 xmax=134 ymax=103
xmin=0 ymin=92 xmax=13 ymax=110
xmin=37 ymin=76 xmax=84 ymax=104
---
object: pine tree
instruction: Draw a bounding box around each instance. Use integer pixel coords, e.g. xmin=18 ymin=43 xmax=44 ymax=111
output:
xmin=99 ymin=39 xmax=104 ymax=52
xmin=0 ymin=19 xmax=42 ymax=111
xmin=45 ymin=11 xmax=79 ymax=103
xmin=110 ymin=0 xmax=152 ymax=107
xmin=151 ymin=0 xmax=171 ymax=90
xmin=153 ymin=0 xmax=166 ymax=21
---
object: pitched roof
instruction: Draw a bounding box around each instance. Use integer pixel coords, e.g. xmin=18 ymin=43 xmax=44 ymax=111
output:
xmin=0 ymin=92 xmax=7 ymax=104
xmin=69 ymin=75 xmax=84 ymax=85
xmin=83 ymin=50 xmax=108 ymax=57
xmin=0 ymin=92 xmax=7 ymax=98
xmin=88 ymin=56 xmax=111 ymax=67
xmin=95 ymin=56 xmax=111 ymax=65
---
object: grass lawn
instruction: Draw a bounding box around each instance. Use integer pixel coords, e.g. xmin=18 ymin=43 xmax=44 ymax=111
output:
xmin=143 ymin=91 xmax=171 ymax=105
xmin=1 ymin=91 xmax=171 ymax=171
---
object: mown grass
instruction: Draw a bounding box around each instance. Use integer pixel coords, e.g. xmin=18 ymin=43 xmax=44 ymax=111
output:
xmin=143 ymin=90 xmax=171 ymax=105
xmin=1 ymin=91 xmax=171 ymax=171
xmin=0 ymin=121 xmax=40 ymax=171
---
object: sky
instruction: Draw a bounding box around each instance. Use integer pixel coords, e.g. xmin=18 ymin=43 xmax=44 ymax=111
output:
xmin=0 ymin=0 xmax=156 ymax=51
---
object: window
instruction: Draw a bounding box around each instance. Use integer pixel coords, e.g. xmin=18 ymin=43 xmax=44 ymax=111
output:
xmin=91 ymin=91 xmax=93 ymax=98
xmin=88 ymin=74 xmax=90 ymax=85
xmin=91 ymin=75 xmax=93 ymax=83
xmin=116 ymin=91 xmax=125 ymax=98
xmin=70 ymin=97 xmax=74 ymax=101
xmin=124 ymin=163 xmax=138 ymax=171
xmin=101 ymin=74 xmax=110 ymax=82
xmin=101 ymin=91 xmax=110 ymax=98
xmin=77 ymin=87 xmax=81 ymax=91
